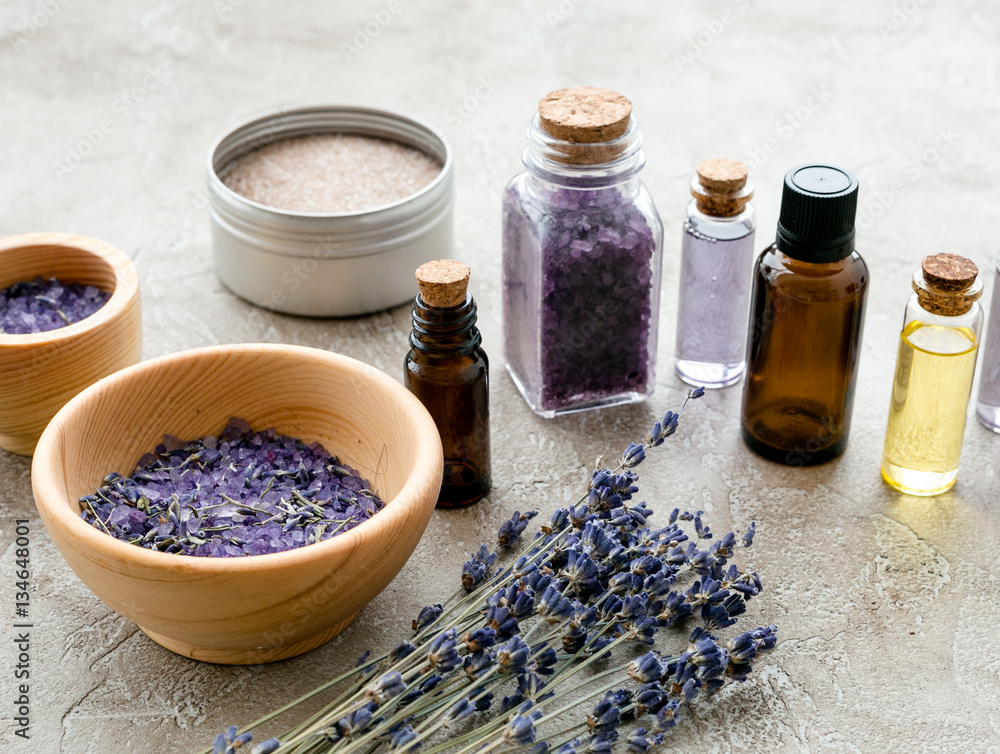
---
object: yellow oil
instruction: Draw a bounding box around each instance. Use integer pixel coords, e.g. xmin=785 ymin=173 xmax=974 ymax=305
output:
xmin=881 ymin=321 xmax=978 ymax=496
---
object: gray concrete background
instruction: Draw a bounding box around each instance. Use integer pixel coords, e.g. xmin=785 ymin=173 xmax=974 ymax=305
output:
xmin=1 ymin=0 xmax=999 ymax=751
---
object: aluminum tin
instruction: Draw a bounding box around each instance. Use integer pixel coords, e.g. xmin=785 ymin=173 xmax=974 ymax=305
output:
xmin=208 ymin=105 xmax=454 ymax=317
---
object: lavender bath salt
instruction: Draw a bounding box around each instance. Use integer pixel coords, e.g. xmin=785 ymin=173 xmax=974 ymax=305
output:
xmin=501 ymin=87 xmax=663 ymax=417
xmin=80 ymin=419 xmax=384 ymax=557
xmin=0 ymin=276 xmax=110 ymax=334
xmin=504 ymin=188 xmax=658 ymax=411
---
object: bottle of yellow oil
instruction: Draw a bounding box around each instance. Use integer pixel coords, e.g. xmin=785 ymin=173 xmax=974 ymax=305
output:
xmin=881 ymin=254 xmax=984 ymax=495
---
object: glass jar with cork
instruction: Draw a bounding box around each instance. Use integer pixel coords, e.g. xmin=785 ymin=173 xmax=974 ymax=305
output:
xmin=502 ymin=87 xmax=664 ymax=418
xmin=675 ymin=158 xmax=756 ymax=388
xmin=881 ymin=253 xmax=984 ymax=495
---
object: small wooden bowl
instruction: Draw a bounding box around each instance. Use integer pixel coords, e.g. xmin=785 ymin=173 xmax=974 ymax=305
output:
xmin=0 ymin=233 xmax=142 ymax=455
xmin=32 ymin=344 xmax=443 ymax=664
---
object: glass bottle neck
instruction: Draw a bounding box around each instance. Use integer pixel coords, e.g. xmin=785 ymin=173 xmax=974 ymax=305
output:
xmin=410 ymin=294 xmax=481 ymax=356
xmin=689 ymin=174 xmax=754 ymax=218
xmin=912 ymin=268 xmax=983 ymax=317
xmin=521 ymin=113 xmax=646 ymax=190
xmin=686 ymin=200 xmax=756 ymax=241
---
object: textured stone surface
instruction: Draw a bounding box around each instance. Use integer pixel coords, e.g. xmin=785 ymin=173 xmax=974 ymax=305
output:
xmin=1 ymin=0 xmax=999 ymax=751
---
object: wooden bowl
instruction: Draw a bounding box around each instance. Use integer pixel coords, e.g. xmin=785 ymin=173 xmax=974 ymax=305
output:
xmin=0 ymin=233 xmax=142 ymax=455
xmin=32 ymin=344 xmax=443 ymax=664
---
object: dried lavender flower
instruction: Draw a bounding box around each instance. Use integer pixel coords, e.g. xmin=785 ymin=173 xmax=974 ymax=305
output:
xmin=498 ymin=510 xmax=537 ymax=548
xmin=625 ymin=727 xmax=663 ymax=752
xmin=198 ymin=393 xmax=776 ymax=754
xmin=461 ymin=544 xmax=497 ymax=590
xmin=250 ymin=740 xmax=281 ymax=754
xmin=621 ymin=442 xmax=645 ymax=468
xmin=506 ymin=711 xmax=541 ymax=745
xmin=80 ymin=419 xmax=383 ymax=557
xmin=214 ymin=726 xmax=252 ymax=754
xmin=413 ymin=604 xmax=443 ymax=631
xmin=627 ymin=652 xmax=664 ymax=684
xmin=386 ymin=725 xmax=419 ymax=751
xmin=366 ymin=672 xmax=407 ymax=703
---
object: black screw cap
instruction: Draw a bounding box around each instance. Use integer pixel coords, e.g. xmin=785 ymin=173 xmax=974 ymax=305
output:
xmin=776 ymin=164 xmax=859 ymax=263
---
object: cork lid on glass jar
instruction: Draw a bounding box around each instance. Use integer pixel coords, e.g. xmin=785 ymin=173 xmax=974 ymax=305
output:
xmin=536 ymin=87 xmax=633 ymax=165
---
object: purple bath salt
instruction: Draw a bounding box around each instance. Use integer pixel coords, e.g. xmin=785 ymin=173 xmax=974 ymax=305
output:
xmin=0 ymin=276 xmax=110 ymax=334
xmin=504 ymin=187 xmax=659 ymax=412
xmin=502 ymin=88 xmax=663 ymax=417
xmin=80 ymin=418 xmax=385 ymax=557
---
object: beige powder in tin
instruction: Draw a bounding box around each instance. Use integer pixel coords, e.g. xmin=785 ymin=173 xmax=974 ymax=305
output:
xmin=221 ymin=133 xmax=442 ymax=213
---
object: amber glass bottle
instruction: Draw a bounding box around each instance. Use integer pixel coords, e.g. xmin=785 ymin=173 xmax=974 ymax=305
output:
xmin=741 ymin=165 xmax=869 ymax=466
xmin=404 ymin=260 xmax=491 ymax=507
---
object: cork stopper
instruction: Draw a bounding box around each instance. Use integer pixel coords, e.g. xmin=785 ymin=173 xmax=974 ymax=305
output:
xmin=415 ymin=259 xmax=470 ymax=308
xmin=913 ymin=254 xmax=982 ymax=316
xmin=697 ymin=158 xmax=747 ymax=194
xmin=921 ymin=253 xmax=978 ymax=292
xmin=538 ymin=87 xmax=632 ymax=143
xmin=691 ymin=158 xmax=753 ymax=218
xmin=537 ymin=87 xmax=632 ymax=165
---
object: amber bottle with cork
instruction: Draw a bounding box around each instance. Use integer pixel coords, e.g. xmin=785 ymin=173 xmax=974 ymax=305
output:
xmin=741 ymin=164 xmax=869 ymax=465
xmin=881 ymin=254 xmax=984 ymax=496
xmin=404 ymin=260 xmax=491 ymax=507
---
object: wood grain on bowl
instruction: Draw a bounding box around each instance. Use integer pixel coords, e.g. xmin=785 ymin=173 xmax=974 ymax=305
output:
xmin=31 ymin=344 xmax=444 ymax=664
xmin=0 ymin=233 xmax=142 ymax=455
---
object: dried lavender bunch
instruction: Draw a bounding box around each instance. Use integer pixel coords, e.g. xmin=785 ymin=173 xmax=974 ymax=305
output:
xmin=81 ymin=419 xmax=384 ymax=557
xmin=202 ymin=388 xmax=778 ymax=753
xmin=0 ymin=275 xmax=110 ymax=333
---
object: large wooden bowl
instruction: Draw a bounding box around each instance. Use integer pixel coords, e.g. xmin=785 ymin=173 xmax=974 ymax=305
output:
xmin=32 ymin=344 xmax=444 ymax=664
xmin=0 ymin=233 xmax=142 ymax=455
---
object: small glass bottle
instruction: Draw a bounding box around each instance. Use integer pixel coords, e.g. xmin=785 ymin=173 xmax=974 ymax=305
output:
xmin=502 ymin=87 xmax=664 ymax=417
xmin=404 ymin=260 xmax=491 ymax=508
xmin=741 ymin=164 xmax=869 ymax=466
xmin=675 ymin=158 xmax=756 ymax=388
xmin=882 ymin=254 xmax=984 ymax=495
xmin=975 ymin=251 xmax=1000 ymax=432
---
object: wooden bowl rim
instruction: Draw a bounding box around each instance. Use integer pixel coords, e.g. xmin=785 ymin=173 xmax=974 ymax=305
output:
xmin=0 ymin=232 xmax=139 ymax=346
xmin=31 ymin=343 xmax=443 ymax=575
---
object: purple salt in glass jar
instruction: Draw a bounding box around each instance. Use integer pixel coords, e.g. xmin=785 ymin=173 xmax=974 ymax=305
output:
xmin=502 ymin=88 xmax=663 ymax=417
